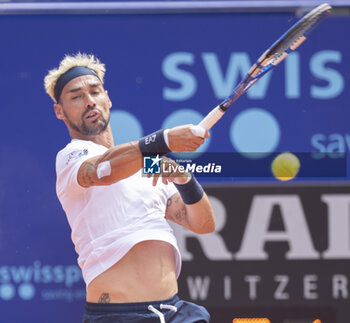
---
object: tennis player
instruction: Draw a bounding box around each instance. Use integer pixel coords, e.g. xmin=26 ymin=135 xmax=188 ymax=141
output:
xmin=44 ymin=53 xmax=215 ymax=323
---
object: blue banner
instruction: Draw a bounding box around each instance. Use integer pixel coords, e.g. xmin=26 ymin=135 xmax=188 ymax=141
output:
xmin=0 ymin=11 xmax=349 ymax=322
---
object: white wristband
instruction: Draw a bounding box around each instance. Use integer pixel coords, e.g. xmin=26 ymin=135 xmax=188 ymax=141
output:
xmin=163 ymin=129 xmax=170 ymax=149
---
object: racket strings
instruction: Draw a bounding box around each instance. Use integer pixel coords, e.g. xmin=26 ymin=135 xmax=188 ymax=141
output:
xmin=199 ymin=3 xmax=332 ymax=130
xmin=222 ymin=3 xmax=331 ymax=109
xmin=261 ymin=5 xmax=330 ymax=68
xmin=243 ymin=5 xmax=330 ymax=86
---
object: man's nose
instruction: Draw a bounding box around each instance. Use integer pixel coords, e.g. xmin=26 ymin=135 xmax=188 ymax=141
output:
xmin=85 ymin=94 xmax=96 ymax=108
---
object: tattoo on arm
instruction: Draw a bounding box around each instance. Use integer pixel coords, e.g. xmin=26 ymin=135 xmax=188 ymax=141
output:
xmin=79 ymin=161 xmax=96 ymax=187
xmin=174 ymin=204 xmax=187 ymax=223
xmin=85 ymin=162 xmax=95 ymax=186
xmin=166 ymin=197 xmax=175 ymax=222
xmin=166 ymin=194 xmax=189 ymax=227
xmin=98 ymin=293 xmax=111 ymax=303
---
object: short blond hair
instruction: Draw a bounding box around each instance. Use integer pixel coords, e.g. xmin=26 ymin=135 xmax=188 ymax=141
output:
xmin=44 ymin=53 xmax=106 ymax=103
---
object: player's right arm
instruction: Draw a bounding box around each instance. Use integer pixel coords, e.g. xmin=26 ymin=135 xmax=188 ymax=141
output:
xmin=77 ymin=124 xmax=208 ymax=187
xmin=77 ymin=141 xmax=142 ymax=187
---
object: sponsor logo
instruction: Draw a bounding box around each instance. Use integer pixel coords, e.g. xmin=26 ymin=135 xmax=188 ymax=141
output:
xmin=66 ymin=149 xmax=88 ymax=165
xmin=0 ymin=261 xmax=84 ymax=302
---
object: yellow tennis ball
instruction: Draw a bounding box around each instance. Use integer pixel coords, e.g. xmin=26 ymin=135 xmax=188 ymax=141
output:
xmin=271 ymin=152 xmax=300 ymax=181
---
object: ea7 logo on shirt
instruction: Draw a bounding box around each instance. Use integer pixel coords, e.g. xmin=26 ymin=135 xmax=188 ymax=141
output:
xmin=65 ymin=149 xmax=88 ymax=165
xmin=143 ymin=155 xmax=161 ymax=174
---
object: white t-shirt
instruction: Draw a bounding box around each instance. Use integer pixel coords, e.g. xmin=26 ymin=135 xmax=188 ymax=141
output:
xmin=55 ymin=139 xmax=181 ymax=287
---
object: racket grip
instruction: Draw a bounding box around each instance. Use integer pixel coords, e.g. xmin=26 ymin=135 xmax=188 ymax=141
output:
xmin=198 ymin=106 xmax=225 ymax=130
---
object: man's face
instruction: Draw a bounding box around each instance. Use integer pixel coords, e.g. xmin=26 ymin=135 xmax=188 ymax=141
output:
xmin=54 ymin=75 xmax=111 ymax=136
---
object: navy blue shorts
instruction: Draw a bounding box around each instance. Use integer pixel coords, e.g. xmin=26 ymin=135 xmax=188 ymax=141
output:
xmin=83 ymin=294 xmax=210 ymax=323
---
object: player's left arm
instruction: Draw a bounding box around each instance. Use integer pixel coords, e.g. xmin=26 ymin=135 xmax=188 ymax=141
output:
xmin=155 ymin=157 xmax=215 ymax=234
xmin=165 ymin=191 xmax=215 ymax=234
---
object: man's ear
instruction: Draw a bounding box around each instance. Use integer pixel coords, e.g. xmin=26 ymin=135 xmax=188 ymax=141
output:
xmin=105 ymin=90 xmax=112 ymax=109
xmin=54 ymin=103 xmax=65 ymax=120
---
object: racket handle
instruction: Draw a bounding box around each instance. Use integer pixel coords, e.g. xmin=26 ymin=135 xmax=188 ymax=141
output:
xmin=198 ymin=106 xmax=225 ymax=130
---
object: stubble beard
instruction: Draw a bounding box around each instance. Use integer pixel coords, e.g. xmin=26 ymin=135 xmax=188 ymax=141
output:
xmin=64 ymin=108 xmax=110 ymax=136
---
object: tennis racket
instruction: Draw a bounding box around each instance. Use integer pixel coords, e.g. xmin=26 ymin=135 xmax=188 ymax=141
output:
xmin=197 ymin=3 xmax=332 ymax=132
